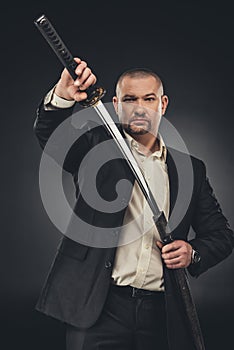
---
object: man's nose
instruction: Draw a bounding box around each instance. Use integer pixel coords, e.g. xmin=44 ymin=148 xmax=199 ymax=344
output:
xmin=134 ymin=110 xmax=146 ymax=117
xmin=133 ymin=103 xmax=147 ymax=117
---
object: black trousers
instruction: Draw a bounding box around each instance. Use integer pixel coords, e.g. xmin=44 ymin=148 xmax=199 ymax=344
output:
xmin=66 ymin=284 xmax=169 ymax=350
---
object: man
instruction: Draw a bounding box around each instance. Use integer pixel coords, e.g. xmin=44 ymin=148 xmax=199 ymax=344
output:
xmin=34 ymin=57 xmax=234 ymax=350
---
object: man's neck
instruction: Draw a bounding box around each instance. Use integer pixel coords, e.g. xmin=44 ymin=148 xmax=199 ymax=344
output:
xmin=131 ymin=133 xmax=159 ymax=155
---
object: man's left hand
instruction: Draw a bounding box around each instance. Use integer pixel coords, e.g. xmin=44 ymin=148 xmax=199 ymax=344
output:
xmin=156 ymin=240 xmax=192 ymax=269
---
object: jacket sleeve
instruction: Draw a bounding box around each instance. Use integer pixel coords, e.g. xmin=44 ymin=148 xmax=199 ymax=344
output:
xmin=188 ymin=160 xmax=234 ymax=277
xmin=33 ymin=100 xmax=90 ymax=174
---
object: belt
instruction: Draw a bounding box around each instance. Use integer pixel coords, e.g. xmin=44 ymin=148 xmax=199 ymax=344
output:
xmin=111 ymin=284 xmax=164 ymax=298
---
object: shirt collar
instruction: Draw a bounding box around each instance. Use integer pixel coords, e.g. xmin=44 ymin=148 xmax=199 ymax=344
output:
xmin=124 ymin=131 xmax=167 ymax=161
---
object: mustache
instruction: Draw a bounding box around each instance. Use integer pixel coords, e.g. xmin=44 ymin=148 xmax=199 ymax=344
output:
xmin=129 ymin=118 xmax=150 ymax=125
xmin=129 ymin=114 xmax=150 ymax=123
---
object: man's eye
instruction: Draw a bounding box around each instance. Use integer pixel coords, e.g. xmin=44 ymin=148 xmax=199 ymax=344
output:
xmin=145 ymin=97 xmax=155 ymax=101
xmin=123 ymin=98 xmax=136 ymax=102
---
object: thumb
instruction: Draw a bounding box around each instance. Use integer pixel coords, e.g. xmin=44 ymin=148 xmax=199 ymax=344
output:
xmin=156 ymin=240 xmax=163 ymax=250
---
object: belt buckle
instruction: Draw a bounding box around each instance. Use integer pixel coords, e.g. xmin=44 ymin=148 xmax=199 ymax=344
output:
xmin=132 ymin=287 xmax=145 ymax=297
xmin=131 ymin=287 xmax=155 ymax=297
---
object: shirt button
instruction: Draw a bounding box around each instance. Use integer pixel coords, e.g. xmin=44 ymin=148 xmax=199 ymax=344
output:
xmin=145 ymin=245 xmax=150 ymax=249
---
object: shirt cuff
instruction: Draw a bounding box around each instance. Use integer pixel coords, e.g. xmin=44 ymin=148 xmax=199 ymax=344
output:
xmin=44 ymin=86 xmax=76 ymax=110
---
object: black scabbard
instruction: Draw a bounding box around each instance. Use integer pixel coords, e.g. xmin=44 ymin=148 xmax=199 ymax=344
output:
xmin=154 ymin=212 xmax=206 ymax=350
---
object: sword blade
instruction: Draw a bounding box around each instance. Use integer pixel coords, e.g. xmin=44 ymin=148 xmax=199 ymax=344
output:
xmin=94 ymin=100 xmax=162 ymax=219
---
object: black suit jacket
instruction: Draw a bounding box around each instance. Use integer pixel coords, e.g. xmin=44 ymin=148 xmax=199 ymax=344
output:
xmin=34 ymin=103 xmax=234 ymax=348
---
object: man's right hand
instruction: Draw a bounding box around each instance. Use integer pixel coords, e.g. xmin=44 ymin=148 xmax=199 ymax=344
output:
xmin=54 ymin=57 xmax=97 ymax=103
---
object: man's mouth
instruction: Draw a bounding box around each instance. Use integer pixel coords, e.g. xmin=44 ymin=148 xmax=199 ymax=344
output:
xmin=130 ymin=118 xmax=150 ymax=124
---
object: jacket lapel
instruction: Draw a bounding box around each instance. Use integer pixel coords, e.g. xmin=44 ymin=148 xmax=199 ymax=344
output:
xmin=166 ymin=149 xmax=179 ymax=219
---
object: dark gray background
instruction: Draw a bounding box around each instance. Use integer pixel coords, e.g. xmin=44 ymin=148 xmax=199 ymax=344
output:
xmin=2 ymin=1 xmax=234 ymax=349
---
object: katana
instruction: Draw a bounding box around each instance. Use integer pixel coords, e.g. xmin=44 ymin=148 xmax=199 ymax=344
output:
xmin=34 ymin=14 xmax=163 ymax=223
xmin=34 ymin=14 xmax=206 ymax=350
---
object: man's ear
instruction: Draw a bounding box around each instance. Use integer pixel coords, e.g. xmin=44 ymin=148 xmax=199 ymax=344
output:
xmin=112 ymin=96 xmax=118 ymax=114
xmin=161 ymin=95 xmax=169 ymax=115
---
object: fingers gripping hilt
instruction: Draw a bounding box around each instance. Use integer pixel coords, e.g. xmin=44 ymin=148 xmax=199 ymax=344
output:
xmin=34 ymin=14 xmax=106 ymax=107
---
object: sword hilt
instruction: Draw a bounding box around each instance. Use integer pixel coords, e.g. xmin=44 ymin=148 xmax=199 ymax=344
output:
xmin=34 ymin=14 xmax=106 ymax=107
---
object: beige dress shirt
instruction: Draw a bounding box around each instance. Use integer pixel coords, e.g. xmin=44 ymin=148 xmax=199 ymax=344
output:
xmin=112 ymin=133 xmax=170 ymax=291
xmin=44 ymin=86 xmax=76 ymax=109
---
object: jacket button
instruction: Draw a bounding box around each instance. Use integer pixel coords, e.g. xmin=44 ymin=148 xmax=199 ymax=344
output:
xmin=105 ymin=261 xmax=112 ymax=269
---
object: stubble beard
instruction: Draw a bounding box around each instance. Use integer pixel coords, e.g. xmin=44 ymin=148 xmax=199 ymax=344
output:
xmin=123 ymin=120 xmax=152 ymax=136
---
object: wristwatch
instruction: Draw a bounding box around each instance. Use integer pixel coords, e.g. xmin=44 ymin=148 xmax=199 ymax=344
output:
xmin=191 ymin=249 xmax=201 ymax=265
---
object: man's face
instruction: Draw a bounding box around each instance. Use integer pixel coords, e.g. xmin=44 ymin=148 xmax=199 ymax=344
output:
xmin=113 ymin=76 xmax=168 ymax=137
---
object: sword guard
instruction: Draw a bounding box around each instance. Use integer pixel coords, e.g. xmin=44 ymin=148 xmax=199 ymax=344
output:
xmin=162 ymin=235 xmax=174 ymax=244
xmin=79 ymin=86 xmax=106 ymax=107
xmin=153 ymin=212 xmax=174 ymax=245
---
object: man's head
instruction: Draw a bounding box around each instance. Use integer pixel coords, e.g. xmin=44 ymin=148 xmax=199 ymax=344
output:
xmin=113 ymin=68 xmax=169 ymax=137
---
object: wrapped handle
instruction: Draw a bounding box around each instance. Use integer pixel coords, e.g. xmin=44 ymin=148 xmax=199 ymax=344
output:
xmin=34 ymin=14 xmax=105 ymax=107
